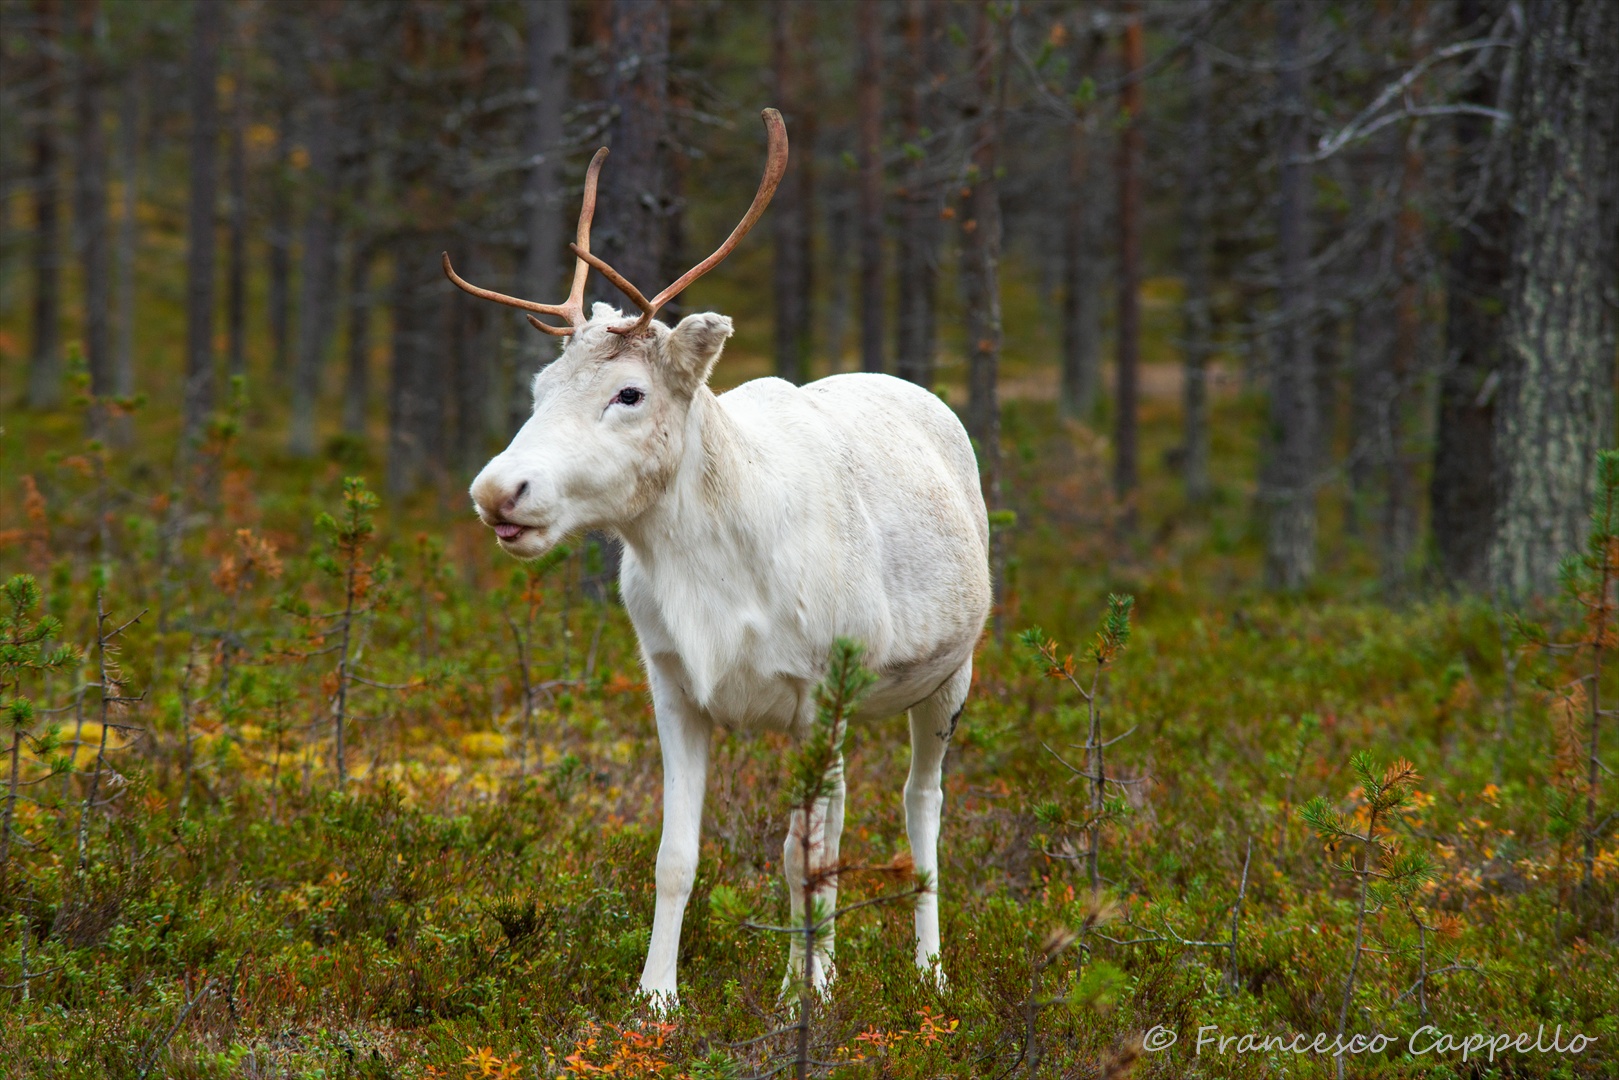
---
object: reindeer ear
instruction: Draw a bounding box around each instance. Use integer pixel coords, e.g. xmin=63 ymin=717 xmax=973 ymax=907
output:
xmin=665 ymin=313 xmax=733 ymax=389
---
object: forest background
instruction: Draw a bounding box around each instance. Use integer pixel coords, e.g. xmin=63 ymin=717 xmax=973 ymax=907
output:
xmin=1 ymin=0 xmax=1617 ymax=1077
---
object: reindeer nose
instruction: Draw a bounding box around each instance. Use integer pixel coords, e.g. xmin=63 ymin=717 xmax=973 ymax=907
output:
xmin=471 ymin=472 xmax=530 ymax=519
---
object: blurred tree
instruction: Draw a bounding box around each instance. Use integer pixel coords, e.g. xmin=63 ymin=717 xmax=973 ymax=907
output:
xmin=593 ymin=0 xmax=669 ymax=308
xmin=225 ymin=8 xmax=249 ymax=382
xmin=893 ymin=0 xmax=940 ymax=390
xmin=182 ymin=0 xmax=221 ymax=443
xmin=1489 ymin=0 xmax=1619 ymax=600
xmin=111 ymin=52 xmax=139 ymax=447
xmin=26 ymin=0 xmax=62 ymax=410
xmin=772 ymin=0 xmax=815 ymax=386
xmin=857 ymin=0 xmax=884 ymax=374
xmin=1113 ymin=2 xmax=1142 ymax=517
xmin=1059 ymin=14 xmax=1104 ymax=425
xmin=72 ymin=0 xmax=110 ymax=435
xmin=1178 ymin=37 xmax=1213 ymax=504
xmin=1264 ymin=0 xmax=1317 ymax=589
xmin=516 ymin=0 xmax=569 ymax=423
xmin=959 ymin=1 xmax=1003 ymax=510
xmin=289 ymin=10 xmax=339 ymax=459
xmin=1430 ymin=0 xmax=1509 ymax=591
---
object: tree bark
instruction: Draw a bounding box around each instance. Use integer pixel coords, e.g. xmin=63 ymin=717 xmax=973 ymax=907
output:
xmin=517 ymin=0 xmax=569 ymax=430
xmin=1179 ymin=39 xmax=1214 ymax=504
xmin=960 ymin=2 xmax=1003 ymax=508
xmin=593 ymin=0 xmax=668 ymax=310
xmin=289 ymin=65 xmax=339 ymax=458
xmin=182 ymin=0 xmax=222 ymax=441
xmin=1431 ymin=0 xmax=1509 ymax=590
xmin=267 ymin=97 xmax=293 ymax=387
xmin=856 ymin=0 xmax=885 ymax=374
xmin=1114 ymin=6 xmax=1144 ymax=513
xmin=1059 ymin=25 xmax=1104 ymax=424
xmin=73 ymin=0 xmax=110 ymax=432
xmin=112 ymin=58 xmax=139 ymax=444
xmin=1382 ymin=5 xmax=1430 ymax=590
xmin=342 ymin=241 xmax=371 ymax=438
xmin=388 ymin=243 xmax=447 ymax=496
xmin=893 ymin=0 xmax=938 ymax=390
xmin=27 ymin=0 xmax=62 ymax=410
xmin=772 ymin=0 xmax=816 ymax=385
xmin=226 ymin=44 xmax=247 ymax=381
xmin=1264 ymin=0 xmax=1317 ymax=589
xmin=1488 ymin=0 xmax=1619 ymax=601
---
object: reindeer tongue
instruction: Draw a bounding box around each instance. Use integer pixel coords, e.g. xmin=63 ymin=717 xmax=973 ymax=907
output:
xmin=494 ymin=523 xmax=526 ymax=541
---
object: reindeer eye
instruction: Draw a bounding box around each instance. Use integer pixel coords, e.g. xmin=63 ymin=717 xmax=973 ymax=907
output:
xmin=614 ymin=387 xmax=644 ymax=407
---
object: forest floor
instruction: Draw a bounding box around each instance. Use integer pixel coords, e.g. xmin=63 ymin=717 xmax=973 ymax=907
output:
xmin=3 ymin=369 xmax=1616 ymax=1079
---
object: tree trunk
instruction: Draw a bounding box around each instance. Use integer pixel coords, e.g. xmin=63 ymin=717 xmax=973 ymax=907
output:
xmin=182 ymin=0 xmax=222 ymax=441
xmin=1431 ymin=0 xmax=1509 ymax=590
xmin=289 ymin=72 xmax=338 ymax=458
xmin=1179 ymin=39 xmax=1214 ymax=504
xmin=1264 ymin=0 xmax=1317 ymax=589
xmin=388 ymin=244 xmax=447 ymax=496
xmin=111 ymin=58 xmax=139 ymax=446
xmin=960 ymin=2 xmax=1003 ymax=509
xmin=593 ymin=0 xmax=668 ymax=309
xmin=893 ymin=0 xmax=938 ymax=389
xmin=772 ymin=0 xmax=816 ymax=385
xmin=825 ymin=197 xmax=853 ymax=372
xmin=856 ymin=0 xmax=885 ymax=374
xmin=342 ymin=241 xmax=371 ymax=438
xmin=1382 ymin=5 xmax=1430 ymax=590
xmin=1488 ymin=0 xmax=1619 ymax=601
xmin=516 ymin=0 xmax=569 ymax=430
xmin=73 ymin=0 xmax=110 ymax=433
xmin=1113 ymin=6 xmax=1143 ymax=512
xmin=1059 ymin=39 xmax=1104 ymax=425
xmin=27 ymin=0 xmax=62 ymax=411
xmin=226 ymin=49 xmax=247 ymax=380
xmin=267 ymin=98 xmax=293 ymax=387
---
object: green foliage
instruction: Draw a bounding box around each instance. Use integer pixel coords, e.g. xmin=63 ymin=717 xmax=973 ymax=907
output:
xmin=785 ymin=638 xmax=874 ymax=809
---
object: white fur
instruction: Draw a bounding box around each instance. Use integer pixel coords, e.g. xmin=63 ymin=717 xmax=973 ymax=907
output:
xmin=471 ymin=304 xmax=991 ymax=1004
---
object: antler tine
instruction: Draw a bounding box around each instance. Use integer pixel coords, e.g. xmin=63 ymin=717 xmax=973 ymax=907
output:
xmin=560 ymin=148 xmax=609 ymax=320
xmin=571 ymin=243 xmax=655 ymax=323
xmin=650 ymin=108 xmax=789 ymax=312
xmin=601 ymin=108 xmax=790 ymax=337
xmin=441 ymin=252 xmax=574 ymax=318
xmin=442 ymin=146 xmax=612 ymax=335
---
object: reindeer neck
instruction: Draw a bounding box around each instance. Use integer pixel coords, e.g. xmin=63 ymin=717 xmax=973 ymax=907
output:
xmin=617 ymin=385 xmax=767 ymax=561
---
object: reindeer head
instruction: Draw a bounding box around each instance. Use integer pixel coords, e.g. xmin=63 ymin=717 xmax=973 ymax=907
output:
xmin=453 ymin=110 xmax=786 ymax=558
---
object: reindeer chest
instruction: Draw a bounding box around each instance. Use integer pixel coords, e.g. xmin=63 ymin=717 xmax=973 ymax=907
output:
xmin=620 ymin=551 xmax=817 ymax=732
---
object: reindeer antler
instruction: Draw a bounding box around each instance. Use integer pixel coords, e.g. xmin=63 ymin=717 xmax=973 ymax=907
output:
xmin=442 ymin=147 xmax=609 ymax=337
xmin=591 ymin=108 xmax=790 ymax=337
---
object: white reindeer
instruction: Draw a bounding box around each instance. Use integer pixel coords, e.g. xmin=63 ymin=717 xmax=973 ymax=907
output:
xmin=447 ymin=110 xmax=990 ymax=1005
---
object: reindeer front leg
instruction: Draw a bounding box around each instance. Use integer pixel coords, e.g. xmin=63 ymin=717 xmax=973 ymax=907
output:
xmin=639 ymin=664 xmax=711 ymax=1006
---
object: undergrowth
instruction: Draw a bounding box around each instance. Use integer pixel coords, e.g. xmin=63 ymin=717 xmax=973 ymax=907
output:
xmin=1 ymin=382 xmax=1615 ymax=1078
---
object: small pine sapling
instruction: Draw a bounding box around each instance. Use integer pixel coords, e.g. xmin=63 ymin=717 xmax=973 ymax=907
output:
xmin=709 ymin=640 xmax=929 ymax=1080
xmin=1 ymin=575 xmax=77 ymax=895
xmin=1021 ymin=593 xmax=1138 ymax=889
xmin=496 ymin=544 xmax=571 ymax=777
xmin=210 ymin=528 xmax=283 ymax=726
xmin=1299 ymin=753 xmax=1435 ymax=1079
xmin=283 ymin=477 xmax=395 ymax=787
xmin=73 ymin=590 xmax=146 ymax=878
